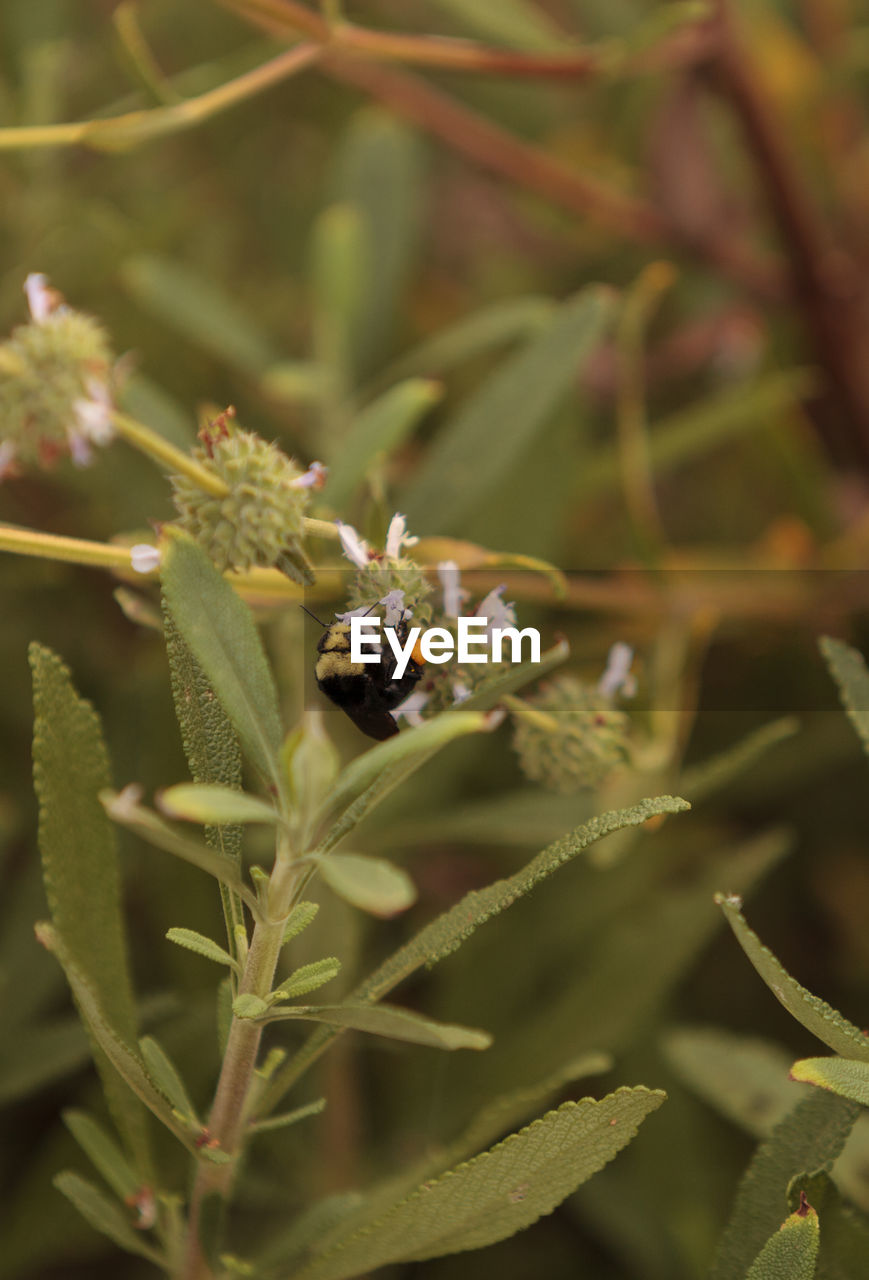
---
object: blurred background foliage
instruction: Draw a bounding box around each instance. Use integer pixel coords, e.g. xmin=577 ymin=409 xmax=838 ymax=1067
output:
xmin=2 ymin=0 xmax=869 ymax=1276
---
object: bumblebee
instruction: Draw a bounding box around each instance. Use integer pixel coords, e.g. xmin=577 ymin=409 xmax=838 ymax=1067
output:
xmin=314 ymin=616 xmax=423 ymax=740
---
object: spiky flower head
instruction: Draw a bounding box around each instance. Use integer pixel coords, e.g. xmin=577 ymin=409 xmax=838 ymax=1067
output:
xmin=511 ymin=674 xmax=631 ymax=792
xmin=170 ymin=410 xmax=323 ymax=581
xmin=0 ymin=274 xmax=115 ymax=477
xmin=337 ymin=514 xmax=433 ymax=623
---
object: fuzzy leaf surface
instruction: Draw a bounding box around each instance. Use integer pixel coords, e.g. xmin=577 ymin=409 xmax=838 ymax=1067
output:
xmin=746 ymin=1201 xmax=819 ymax=1280
xmin=159 ymin=782 xmax=278 ymax=826
xmin=166 ymin=927 xmax=237 ymax=970
xmin=292 ymin=1088 xmax=664 ymax=1280
xmin=263 ymin=1002 xmax=491 ymax=1050
xmin=30 ymin=644 xmax=148 ymax=1168
xmin=63 ymin=1110 xmax=139 ymax=1201
xmin=717 ymin=896 xmax=869 ymax=1062
xmin=162 ymin=534 xmax=284 ymax=797
xmin=710 ymin=1091 xmax=859 ymax=1280
xmin=790 ymin=1057 xmax=869 ymax=1108
xmin=820 ymin=636 xmax=869 ymax=756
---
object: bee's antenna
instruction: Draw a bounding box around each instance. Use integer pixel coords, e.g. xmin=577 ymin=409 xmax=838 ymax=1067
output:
xmin=299 ymin=605 xmax=327 ymax=628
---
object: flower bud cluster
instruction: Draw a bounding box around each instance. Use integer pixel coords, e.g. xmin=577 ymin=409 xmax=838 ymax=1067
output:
xmin=511 ymin=672 xmax=631 ymax=792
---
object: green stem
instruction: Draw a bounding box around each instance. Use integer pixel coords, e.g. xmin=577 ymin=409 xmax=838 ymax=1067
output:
xmin=111 ymin=411 xmax=229 ymax=496
xmin=0 ymin=523 xmax=135 ymax=569
xmin=180 ymin=849 xmax=300 ymax=1280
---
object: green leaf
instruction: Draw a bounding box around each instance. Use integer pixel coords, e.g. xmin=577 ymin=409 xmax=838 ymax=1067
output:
xmin=315 ymin=853 xmax=416 ymax=918
xmin=101 ymin=789 xmax=260 ymax=916
xmin=29 ymin=643 xmax=149 ymax=1170
xmin=120 ymin=253 xmax=277 ymax=375
xmin=164 ymin=609 xmax=245 ymax=963
xmin=577 ymin=369 xmax=817 ymax=497
xmin=63 ymin=1110 xmax=139 ymax=1201
xmin=787 ymin=1170 xmax=869 ymax=1279
xmin=272 ymin=958 xmax=342 ymax=1001
xmin=404 ymin=288 xmax=615 ymax=532
xmin=317 ymin=709 xmax=490 ymax=829
xmin=282 ymin=713 xmax=340 ymax=844
xmin=663 ymin=1027 xmax=797 ymax=1138
xmin=263 ymin=797 xmax=689 ymax=1110
xmin=820 ymin=636 xmax=869 ymax=756
xmin=36 ymin=923 xmax=195 ymax=1151
xmin=331 ymin=110 xmax=424 ymax=376
xmin=455 ymin=637 xmax=570 ymax=714
xmin=161 ymin=534 xmax=284 ymax=798
xmin=54 ymin=1171 xmax=165 ymax=1266
xmin=292 ymin=1089 xmax=664 ymax=1280
xmin=791 ymin=1057 xmax=869 ymax=1108
xmin=746 ymin=1199 xmax=819 ymax=1280
xmin=716 ymin=896 xmax=869 ymax=1062
xmin=234 ymin=994 xmax=270 ymax=1020
xmin=0 ymin=1017 xmax=92 ymax=1106
xmin=166 ymin=927 xmax=237 ymax=971
xmin=282 ymin=901 xmax=320 ymax=945
xmin=263 ymin=1002 xmax=492 ymax=1051
xmin=680 ymin=718 xmax=800 ymax=803
xmin=710 ymin=1091 xmax=859 ymax=1280
xmin=311 ymin=203 xmax=367 ymax=409
xmin=321 ymin=378 xmax=441 ymax=509
xmin=250 ymin=1098 xmax=326 ymax=1135
xmin=139 ymin=1035 xmax=199 ymax=1122
xmin=376 ymin=295 xmax=554 ymax=388
xmin=159 ymin=783 xmax=279 ymax=826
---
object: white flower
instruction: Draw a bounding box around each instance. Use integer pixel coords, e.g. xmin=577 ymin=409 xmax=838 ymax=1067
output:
xmin=452 ymin=679 xmax=471 ymax=703
xmin=0 ymin=440 xmax=18 ymax=481
xmin=336 ymin=520 xmax=371 ymax=569
xmin=598 ymin=643 xmax=637 ymax=699
xmin=292 ymin=460 xmax=327 ymax=490
xmin=394 ymin=688 xmax=429 ymax=727
xmin=67 ymin=431 xmax=93 ymax=467
xmin=385 ymin=513 xmax=419 ymax=561
xmin=380 ymin=589 xmax=407 ymax=627
xmin=72 ymin=377 xmax=114 ymax=445
xmin=130 ymin=543 xmax=162 ymax=574
xmin=438 ymin=561 xmax=468 ymax=618
xmin=24 ymin=273 xmax=57 ymax=324
xmin=475 ymin=584 xmax=516 ymax=635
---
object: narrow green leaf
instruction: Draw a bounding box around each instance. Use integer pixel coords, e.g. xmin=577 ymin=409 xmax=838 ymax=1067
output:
xmin=272 ymin=958 xmax=341 ymax=1001
xmin=293 ymin=1089 xmax=664 ymax=1280
xmin=63 ymin=1110 xmax=139 ymax=1201
xmin=332 ymin=110 xmax=423 ymax=375
xmin=317 ymin=710 xmax=490 ymax=828
xmin=264 ymin=1002 xmax=491 ymax=1051
xmin=316 ymin=853 xmax=416 ymax=918
xmin=404 ymin=288 xmax=616 ymax=532
xmin=166 ymin=927 xmax=237 ymax=972
xmin=234 ymin=994 xmax=270 ymax=1020
xmin=30 ymin=643 xmax=149 ymax=1169
xmin=791 ymin=1057 xmax=869 ymax=1108
xmin=787 ymin=1170 xmax=869 ymax=1279
xmin=680 ymin=718 xmax=800 ymax=803
xmin=162 ymin=534 xmax=284 ymax=797
xmin=164 ymin=609 xmax=245 ymax=966
xmin=321 ymin=378 xmax=441 ymax=509
xmin=53 ymin=1171 xmax=165 ymax=1266
xmin=663 ymin=1027 xmax=796 ymax=1138
xmin=282 ymin=901 xmax=320 ymax=945
xmin=0 ymin=1017 xmax=92 ymax=1105
xmin=376 ymin=296 xmax=554 ymax=388
xmin=250 ymin=1098 xmax=326 ymax=1135
xmin=716 ymin=896 xmax=869 ymax=1062
xmin=282 ymin=712 xmax=340 ymax=845
xmin=159 ymin=783 xmax=279 ymax=826
xmin=101 ymin=789 xmax=260 ymax=916
xmin=820 ymin=636 xmax=869 ymax=756
xmin=139 ymin=1035 xmax=199 ymax=1122
xmin=264 ymin=797 xmax=689 ymax=1110
xmin=121 ymin=254 xmax=277 ymax=375
xmin=710 ymin=1091 xmax=859 ymax=1280
xmin=36 ymin=923 xmax=194 ymax=1151
xmin=577 ymin=369 xmax=817 ymax=496
xmin=746 ymin=1198 xmax=819 ymax=1280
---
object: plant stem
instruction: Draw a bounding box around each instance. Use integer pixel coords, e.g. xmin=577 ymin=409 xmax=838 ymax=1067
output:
xmin=111 ymin=411 xmax=229 ymax=496
xmin=0 ymin=524 xmax=135 ymax=569
xmin=181 ymin=852 xmax=299 ymax=1279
